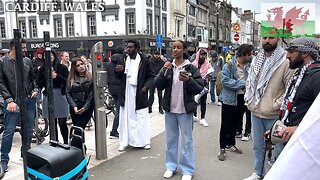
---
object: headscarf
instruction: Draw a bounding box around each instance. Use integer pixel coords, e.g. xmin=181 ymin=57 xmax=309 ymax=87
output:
xmin=286 ymin=37 xmax=319 ymax=61
xmin=192 ymin=48 xmax=212 ymax=78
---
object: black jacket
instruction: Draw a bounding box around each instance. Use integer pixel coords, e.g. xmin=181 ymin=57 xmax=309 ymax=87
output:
xmin=66 ymin=77 xmax=93 ymax=110
xmin=0 ymin=56 xmax=38 ymax=103
xmin=37 ymin=63 xmax=69 ymax=96
xmin=154 ymin=63 xmax=204 ymax=114
xmin=116 ymin=53 xmax=155 ymax=110
xmin=32 ymin=57 xmax=44 ymax=76
xmin=150 ymin=58 xmax=165 ymax=76
xmin=105 ymin=53 xmax=122 ymax=97
xmin=286 ymin=61 xmax=320 ymax=126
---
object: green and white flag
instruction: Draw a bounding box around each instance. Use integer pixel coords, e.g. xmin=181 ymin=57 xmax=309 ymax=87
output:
xmin=260 ymin=3 xmax=316 ymax=37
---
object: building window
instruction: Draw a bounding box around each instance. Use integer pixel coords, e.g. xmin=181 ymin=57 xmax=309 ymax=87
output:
xmin=29 ymin=20 xmax=37 ymax=38
xmin=87 ymin=14 xmax=96 ymax=36
xmin=155 ymin=0 xmax=160 ymax=6
xmin=0 ymin=21 xmax=5 ymax=38
xmin=162 ymin=0 xmax=167 ymax=10
xmin=146 ymin=0 xmax=152 ymax=6
xmin=54 ymin=18 xmax=63 ymax=37
xmin=162 ymin=17 xmax=166 ymax=37
xmin=188 ymin=24 xmax=196 ymax=37
xmin=189 ymin=5 xmax=195 ymax=16
xmin=66 ymin=17 xmax=74 ymax=37
xmin=209 ymin=28 xmax=213 ymax=39
xmin=0 ymin=1 xmax=4 ymax=14
xmin=146 ymin=13 xmax=152 ymax=35
xmin=19 ymin=20 xmax=26 ymax=37
xmin=126 ymin=13 xmax=135 ymax=34
xmin=175 ymin=19 xmax=181 ymax=37
xmin=154 ymin=15 xmax=160 ymax=34
xmin=125 ymin=0 xmax=135 ymax=5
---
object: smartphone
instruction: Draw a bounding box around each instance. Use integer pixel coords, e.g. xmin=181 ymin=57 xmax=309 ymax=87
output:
xmin=179 ymin=70 xmax=191 ymax=76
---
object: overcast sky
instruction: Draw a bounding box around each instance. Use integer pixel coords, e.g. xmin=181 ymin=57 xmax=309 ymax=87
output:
xmin=229 ymin=0 xmax=320 ymax=33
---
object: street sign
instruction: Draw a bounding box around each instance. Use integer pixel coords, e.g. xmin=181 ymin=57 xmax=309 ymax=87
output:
xmin=234 ymin=33 xmax=240 ymax=41
xmin=222 ymin=46 xmax=228 ymax=52
xmin=232 ymin=23 xmax=241 ymax=32
xmin=156 ymin=34 xmax=163 ymax=48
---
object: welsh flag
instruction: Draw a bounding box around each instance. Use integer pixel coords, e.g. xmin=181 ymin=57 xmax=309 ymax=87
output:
xmin=260 ymin=3 xmax=316 ymax=37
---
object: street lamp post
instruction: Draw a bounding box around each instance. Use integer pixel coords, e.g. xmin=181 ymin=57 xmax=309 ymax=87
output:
xmin=252 ymin=12 xmax=260 ymax=47
xmin=215 ymin=1 xmax=221 ymax=53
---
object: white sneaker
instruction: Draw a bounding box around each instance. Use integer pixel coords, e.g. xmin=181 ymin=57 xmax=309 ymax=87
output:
xmin=199 ymin=119 xmax=209 ymax=127
xmin=144 ymin=144 xmax=151 ymax=150
xmin=181 ymin=174 xmax=192 ymax=180
xmin=241 ymin=134 xmax=250 ymax=141
xmin=243 ymin=173 xmax=260 ymax=180
xmin=118 ymin=145 xmax=127 ymax=152
xmin=193 ymin=116 xmax=198 ymax=122
xmin=163 ymin=170 xmax=175 ymax=179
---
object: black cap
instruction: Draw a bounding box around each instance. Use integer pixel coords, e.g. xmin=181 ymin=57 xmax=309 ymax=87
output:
xmin=199 ymin=49 xmax=207 ymax=55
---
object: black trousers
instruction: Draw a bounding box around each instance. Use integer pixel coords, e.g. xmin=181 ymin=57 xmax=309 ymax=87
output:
xmin=194 ymin=93 xmax=208 ymax=119
xmin=148 ymin=85 xmax=163 ymax=110
xmin=219 ymin=94 xmax=246 ymax=149
xmin=236 ymin=96 xmax=251 ymax=135
xmin=70 ymin=105 xmax=94 ymax=131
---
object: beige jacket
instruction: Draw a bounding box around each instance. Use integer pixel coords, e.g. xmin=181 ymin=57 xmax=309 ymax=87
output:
xmin=247 ymin=58 xmax=294 ymax=119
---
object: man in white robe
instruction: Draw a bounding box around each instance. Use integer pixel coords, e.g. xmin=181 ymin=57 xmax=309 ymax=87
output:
xmin=115 ymin=40 xmax=155 ymax=151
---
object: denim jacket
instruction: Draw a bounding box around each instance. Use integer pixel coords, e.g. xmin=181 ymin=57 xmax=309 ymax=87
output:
xmin=220 ymin=57 xmax=249 ymax=106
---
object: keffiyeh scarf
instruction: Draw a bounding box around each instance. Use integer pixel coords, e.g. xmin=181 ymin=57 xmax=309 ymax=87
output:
xmin=245 ymin=46 xmax=286 ymax=106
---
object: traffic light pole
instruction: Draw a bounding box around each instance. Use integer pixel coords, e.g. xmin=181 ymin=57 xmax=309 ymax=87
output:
xmin=90 ymin=41 xmax=107 ymax=160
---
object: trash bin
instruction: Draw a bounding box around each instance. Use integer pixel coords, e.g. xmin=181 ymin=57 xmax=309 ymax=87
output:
xmin=26 ymin=140 xmax=88 ymax=180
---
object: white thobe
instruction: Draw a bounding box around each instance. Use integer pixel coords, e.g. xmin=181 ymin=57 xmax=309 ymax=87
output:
xmin=118 ymin=57 xmax=151 ymax=147
xmin=264 ymin=93 xmax=320 ymax=180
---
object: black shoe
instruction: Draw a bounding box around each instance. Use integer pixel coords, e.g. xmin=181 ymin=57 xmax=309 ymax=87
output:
xmin=159 ymin=109 xmax=164 ymax=114
xmin=110 ymin=133 xmax=119 ymax=139
xmin=149 ymin=108 xmax=152 ymax=113
xmin=1 ymin=161 xmax=8 ymax=172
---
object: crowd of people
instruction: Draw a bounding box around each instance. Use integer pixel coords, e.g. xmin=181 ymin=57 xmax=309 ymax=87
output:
xmin=0 ymin=34 xmax=319 ymax=180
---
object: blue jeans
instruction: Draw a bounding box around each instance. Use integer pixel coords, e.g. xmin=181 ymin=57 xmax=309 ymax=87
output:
xmin=210 ymin=79 xmax=216 ymax=103
xmin=111 ymin=96 xmax=120 ymax=135
xmin=251 ymin=114 xmax=284 ymax=177
xmin=1 ymin=97 xmax=36 ymax=163
xmin=165 ymin=112 xmax=194 ymax=175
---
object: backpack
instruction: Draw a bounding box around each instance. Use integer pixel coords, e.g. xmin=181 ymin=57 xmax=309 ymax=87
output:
xmin=215 ymin=61 xmax=232 ymax=96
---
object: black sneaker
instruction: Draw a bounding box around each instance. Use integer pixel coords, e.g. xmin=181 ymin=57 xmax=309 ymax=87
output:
xmin=235 ymin=132 xmax=242 ymax=138
xmin=159 ymin=108 xmax=164 ymax=114
xmin=110 ymin=133 xmax=119 ymax=139
xmin=1 ymin=161 xmax=8 ymax=172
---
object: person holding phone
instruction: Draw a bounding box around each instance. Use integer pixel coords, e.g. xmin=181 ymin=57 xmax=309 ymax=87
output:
xmin=155 ymin=40 xmax=203 ymax=180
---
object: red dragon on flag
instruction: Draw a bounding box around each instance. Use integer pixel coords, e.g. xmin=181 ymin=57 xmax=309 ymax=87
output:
xmin=266 ymin=6 xmax=309 ymax=35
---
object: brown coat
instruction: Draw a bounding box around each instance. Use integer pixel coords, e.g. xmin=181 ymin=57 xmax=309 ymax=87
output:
xmin=247 ymin=58 xmax=294 ymax=119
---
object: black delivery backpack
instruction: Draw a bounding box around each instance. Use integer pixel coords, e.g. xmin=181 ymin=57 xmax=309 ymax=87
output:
xmin=26 ymin=126 xmax=88 ymax=180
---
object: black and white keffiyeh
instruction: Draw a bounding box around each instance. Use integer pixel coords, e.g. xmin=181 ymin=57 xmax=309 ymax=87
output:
xmin=280 ymin=60 xmax=314 ymax=124
xmin=245 ymin=46 xmax=286 ymax=106
xmin=286 ymin=37 xmax=320 ymax=61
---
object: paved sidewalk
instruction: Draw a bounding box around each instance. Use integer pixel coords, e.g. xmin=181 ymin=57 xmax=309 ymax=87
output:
xmin=0 ymin=108 xmax=166 ymax=180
